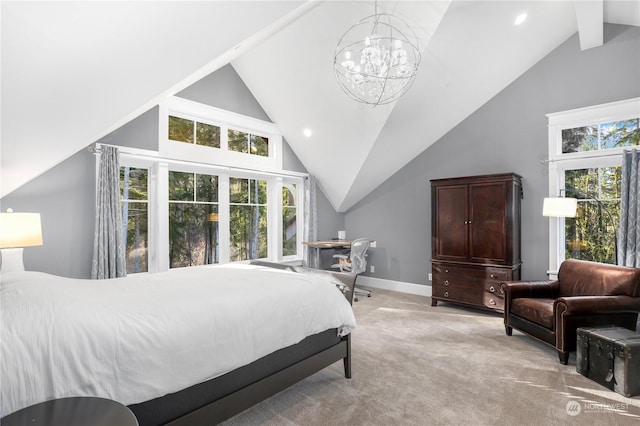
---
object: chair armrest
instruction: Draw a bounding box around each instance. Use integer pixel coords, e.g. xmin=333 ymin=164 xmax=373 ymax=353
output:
xmin=555 ymin=295 xmax=640 ymax=315
xmin=500 ymin=280 xmax=558 ymax=300
xmin=332 ymin=254 xmax=348 ymax=260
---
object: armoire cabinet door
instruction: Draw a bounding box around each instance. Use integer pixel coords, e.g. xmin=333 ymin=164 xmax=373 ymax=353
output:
xmin=469 ymin=181 xmax=508 ymax=264
xmin=432 ymin=184 xmax=468 ymax=261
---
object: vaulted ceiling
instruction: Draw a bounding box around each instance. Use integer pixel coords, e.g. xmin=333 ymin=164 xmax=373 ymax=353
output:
xmin=2 ymin=1 xmax=639 ymax=211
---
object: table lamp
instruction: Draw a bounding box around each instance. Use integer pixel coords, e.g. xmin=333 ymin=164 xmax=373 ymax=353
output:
xmin=0 ymin=209 xmax=43 ymax=273
xmin=542 ymin=197 xmax=578 ymax=218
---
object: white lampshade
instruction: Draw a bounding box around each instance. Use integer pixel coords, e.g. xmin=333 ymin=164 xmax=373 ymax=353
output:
xmin=542 ymin=197 xmax=578 ymax=218
xmin=0 ymin=212 xmax=43 ymax=248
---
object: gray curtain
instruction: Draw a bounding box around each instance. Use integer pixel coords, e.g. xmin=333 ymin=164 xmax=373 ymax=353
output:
xmin=303 ymin=175 xmax=318 ymax=268
xmin=617 ymin=148 xmax=640 ymax=267
xmin=91 ymin=146 xmax=127 ymax=279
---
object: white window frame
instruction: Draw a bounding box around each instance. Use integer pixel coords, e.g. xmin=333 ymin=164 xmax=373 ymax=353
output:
xmin=160 ymin=96 xmax=283 ymax=172
xmin=280 ymin=178 xmax=305 ymax=261
xmin=97 ymin=98 xmax=306 ymax=273
xmin=546 ymin=97 xmax=640 ymax=277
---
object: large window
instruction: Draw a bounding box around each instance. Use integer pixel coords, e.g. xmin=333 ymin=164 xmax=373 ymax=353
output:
xmin=229 ymin=177 xmax=268 ymax=261
xmin=564 ymin=166 xmax=621 ymax=264
xmin=114 ymin=97 xmax=305 ymax=273
xmin=169 ymin=171 xmax=219 ymax=268
xmin=547 ymin=98 xmax=639 ymax=272
xmin=120 ymin=166 xmax=149 ymax=274
xmin=282 ymin=183 xmax=298 ymax=257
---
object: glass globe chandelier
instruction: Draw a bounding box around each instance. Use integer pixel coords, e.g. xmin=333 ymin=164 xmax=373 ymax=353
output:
xmin=333 ymin=2 xmax=421 ymax=106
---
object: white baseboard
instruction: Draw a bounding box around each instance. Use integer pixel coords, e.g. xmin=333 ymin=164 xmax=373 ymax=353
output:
xmin=355 ymin=276 xmax=432 ymax=297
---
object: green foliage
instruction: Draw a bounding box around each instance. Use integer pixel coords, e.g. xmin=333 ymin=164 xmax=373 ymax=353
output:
xmin=565 ymin=166 xmax=621 ymax=264
xmin=562 ymin=119 xmax=639 ymax=153
xmin=169 ymin=116 xmax=194 ymax=143
xmin=122 ymin=166 xmax=296 ymax=270
xmin=168 ymin=171 xmax=219 ymax=268
xmin=228 ymin=129 xmax=269 ymax=156
xmin=196 ymin=122 xmax=220 ymax=148
xmin=121 ymin=167 xmax=149 ymax=273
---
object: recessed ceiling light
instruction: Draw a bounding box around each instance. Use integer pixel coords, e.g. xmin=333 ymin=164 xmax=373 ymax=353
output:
xmin=303 ymin=128 xmax=312 ymax=138
xmin=515 ymin=13 xmax=527 ymax=26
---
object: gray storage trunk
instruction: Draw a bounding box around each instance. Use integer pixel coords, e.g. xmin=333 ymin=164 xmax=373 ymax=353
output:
xmin=576 ymin=326 xmax=640 ymax=397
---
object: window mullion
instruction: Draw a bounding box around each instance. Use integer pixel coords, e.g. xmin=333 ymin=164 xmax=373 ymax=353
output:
xmin=152 ymin=162 xmax=170 ymax=273
xmin=221 ymin=125 xmax=228 ymax=151
xmin=218 ymin=174 xmax=230 ymax=263
xmin=269 ymin=178 xmax=282 ymax=261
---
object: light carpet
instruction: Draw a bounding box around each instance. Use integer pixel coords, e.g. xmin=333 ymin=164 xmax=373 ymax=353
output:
xmin=222 ymin=289 xmax=640 ymax=425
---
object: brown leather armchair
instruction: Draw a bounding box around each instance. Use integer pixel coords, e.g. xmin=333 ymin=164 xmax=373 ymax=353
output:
xmin=501 ymin=259 xmax=640 ymax=364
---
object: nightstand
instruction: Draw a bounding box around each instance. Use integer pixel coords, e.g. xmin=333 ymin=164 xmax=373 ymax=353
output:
xmin=1 ymin=397 xmax=138 ymax=426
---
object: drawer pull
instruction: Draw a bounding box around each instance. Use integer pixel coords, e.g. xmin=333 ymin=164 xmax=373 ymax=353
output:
xmin=445 ymin=269 xmax=449 ymax=273
xmin=489 ymin=299 xmax=496 ymax=305
xmin=490 ymin=274 xmax=495 ymax=279
xmin=489 ymin=286 xmax=495 ymax=293
xmin=444 ymin=280 xmax=449 ymax=286
xmin=444 ymin=292 xmax=449 ymax=298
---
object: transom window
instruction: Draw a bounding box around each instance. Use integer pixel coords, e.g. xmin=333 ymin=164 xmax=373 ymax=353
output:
xmin=168 ymin=116 xmax=221 ymax=148
xmin=562 ymin=118 xmax=639 ymax=153
xmin=228 ymin=129 xmax=268 ymax=156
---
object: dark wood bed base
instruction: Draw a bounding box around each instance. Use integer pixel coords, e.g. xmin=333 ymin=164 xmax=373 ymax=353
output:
xmin=129 ymin=263 xmax=356 ymax=425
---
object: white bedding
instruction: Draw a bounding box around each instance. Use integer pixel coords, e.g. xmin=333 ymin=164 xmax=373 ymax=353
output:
xmin=0 ymin=264 xmax=356 ymax=417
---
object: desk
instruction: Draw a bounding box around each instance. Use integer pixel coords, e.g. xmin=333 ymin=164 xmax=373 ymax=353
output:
xmin=302 ymin=240 xmax=351 ymax=269
xmin=1 ymin=397 xmax=138 ymax=426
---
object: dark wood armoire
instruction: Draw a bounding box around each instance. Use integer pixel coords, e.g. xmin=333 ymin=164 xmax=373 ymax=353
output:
xmin=430 ymin=173 xmax=522 ymax=312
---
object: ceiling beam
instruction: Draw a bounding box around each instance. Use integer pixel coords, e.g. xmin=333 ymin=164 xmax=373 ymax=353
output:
xmin=574 ymin=0 xmax=603 ymax=50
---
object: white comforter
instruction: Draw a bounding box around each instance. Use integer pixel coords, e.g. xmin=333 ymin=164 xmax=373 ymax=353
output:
xmin=0 ymin=264 xmax=356 ymax=417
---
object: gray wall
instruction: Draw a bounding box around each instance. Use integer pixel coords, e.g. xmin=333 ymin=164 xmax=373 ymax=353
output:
xmin=1 ymin=149 xmax=97 ymax=278
xmin=345 ymin=24 xmax=640 ymax=285
xmin=1 ymin=64 xmax=343 ymax=277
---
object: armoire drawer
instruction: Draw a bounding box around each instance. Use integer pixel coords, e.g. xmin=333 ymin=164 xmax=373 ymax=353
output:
xmin=433 ymin=263 xmax=513 ymax=281
xmin=431 ymin=262 xmax=515 ymax=311
xmin=484 ymin=281 xmax=504 ymax=298
xmin=432 ymin=272 xmax=481 ymax=290
xmin=432 ymin=285 xmax=483 ymax=307
xmin=483 ymin=291 xmax=504 ymax=310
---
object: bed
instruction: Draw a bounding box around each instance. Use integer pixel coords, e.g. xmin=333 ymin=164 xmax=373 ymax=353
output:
xmin=0 ymin=262 xmax=357 ymax=425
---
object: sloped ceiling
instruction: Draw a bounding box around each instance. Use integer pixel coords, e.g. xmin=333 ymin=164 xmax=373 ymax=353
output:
xmin=2 ymin=1 xmax=639 ymax=212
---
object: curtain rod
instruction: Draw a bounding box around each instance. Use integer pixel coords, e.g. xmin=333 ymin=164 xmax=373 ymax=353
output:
xmin=90 ymin=143 xmax=309 ymax=180
xmin=540 ymin=149 xmax=627 ymax=164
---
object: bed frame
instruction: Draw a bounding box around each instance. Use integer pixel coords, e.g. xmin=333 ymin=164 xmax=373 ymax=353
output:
xmin=128 ymin=264 xmax=356 ymax=425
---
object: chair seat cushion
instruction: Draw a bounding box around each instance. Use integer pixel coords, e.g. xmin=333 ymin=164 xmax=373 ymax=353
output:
xmin=511 ymin=298 xmax=555 ymax=330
